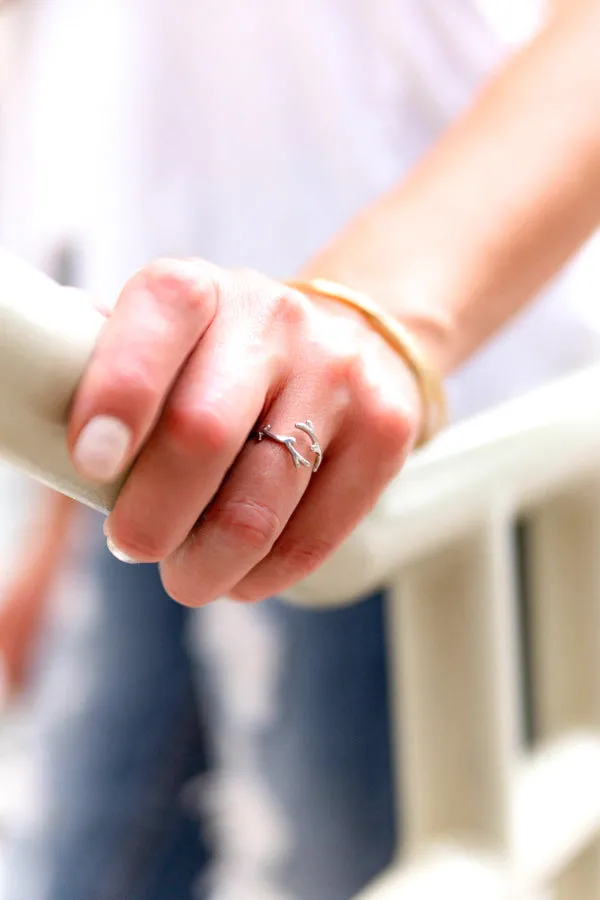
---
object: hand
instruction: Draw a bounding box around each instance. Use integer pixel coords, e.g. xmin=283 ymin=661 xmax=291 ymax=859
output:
xmin=0 ymin=492 xmax=75 ymax=700
xmin=0 ymin=569 xmax=45 ymax=701
xmin=69 ymin=260 xmax=420 ymax=606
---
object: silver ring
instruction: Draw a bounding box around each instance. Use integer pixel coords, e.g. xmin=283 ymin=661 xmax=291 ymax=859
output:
xmin=257 ymin=419 xmax=323 ymax=472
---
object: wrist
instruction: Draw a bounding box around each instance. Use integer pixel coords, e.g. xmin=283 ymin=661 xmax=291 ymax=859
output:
xmin=296 ymin=257 xmax=460 ymax=378
xmin=286 ymin=276 xmax=448 ymax=445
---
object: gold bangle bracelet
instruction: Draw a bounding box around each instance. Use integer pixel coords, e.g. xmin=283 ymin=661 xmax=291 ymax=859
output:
xmin=285 ymin=278 xmax=447 ymax=448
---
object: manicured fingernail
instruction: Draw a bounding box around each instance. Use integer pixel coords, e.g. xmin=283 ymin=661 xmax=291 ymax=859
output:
xmin=106 ymin=535 xmax=139 ymax=564
xmin=73 ymin=416 xmax=132 ymax=482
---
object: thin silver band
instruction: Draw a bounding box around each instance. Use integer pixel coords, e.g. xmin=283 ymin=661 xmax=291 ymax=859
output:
xmin=257 ymin=419 xmax=323 ymax=473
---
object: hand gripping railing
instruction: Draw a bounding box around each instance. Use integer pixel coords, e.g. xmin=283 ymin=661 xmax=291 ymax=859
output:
xmin=0 ymin=249 xmax=120 ymax=510
xmin=3 ymin=251 xmax=600 ymax=897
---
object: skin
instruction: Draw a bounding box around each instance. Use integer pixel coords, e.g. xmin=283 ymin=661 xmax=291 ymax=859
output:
xmin=0 ymin=492 xmax=74 ymax=699
xmin=72 ymin=262 xmax=421 ymax=605
xmin=2 ymin=0 xmax=600 ymax=684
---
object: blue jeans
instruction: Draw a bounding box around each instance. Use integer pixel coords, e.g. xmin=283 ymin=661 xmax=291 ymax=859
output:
xmin=1 ymin=530 xmax=396 ymax=900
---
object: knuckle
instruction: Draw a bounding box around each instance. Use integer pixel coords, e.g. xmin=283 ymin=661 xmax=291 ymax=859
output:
xmin=109 ymin=514 xmax=168 ymax=562
xmin=107 ymin=363 xmax=158 ymax=412
xmin=326 ymin=346 xmax=365 ymax=393
xmin=160 ymin=564 xmax=199 ymax=608
xmin=229 ymin=272 xmax=309 ymax=331
xmin=143 ymin=258 xmax=219 ymax=316
xmin=112 ymin=531 xmax=164 ymax=563
xmin=160 ymin=404 xmax=232 ymax=455
xmin=211 ymin=496 xmax=282 ymax=551
xmin=272 ymin=286 xmax=309 ymax=328
xmin=274 ymin=535 xmax=335 ymax=578
xmin=368 ymin=396 xmax=414 ymax=455
xmin=228 ymin=584 xmax=266 ymax=604
xmin=316 ymin=316 xmax=369 ymax=393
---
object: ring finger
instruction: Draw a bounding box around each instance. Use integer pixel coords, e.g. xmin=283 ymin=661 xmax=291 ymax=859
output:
xmin=161 ymin=393 xmax=337 ymax=606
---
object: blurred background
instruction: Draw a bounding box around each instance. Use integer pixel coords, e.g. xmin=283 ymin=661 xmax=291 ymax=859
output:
xmin=2 ymin=2 xmax=600 ymax=900
xmin=0 ymin=466 xmax=36 ymax=890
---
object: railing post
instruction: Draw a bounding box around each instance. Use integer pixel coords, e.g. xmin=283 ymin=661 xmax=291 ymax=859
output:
xmin=385 ymin=508 xmax=521 ymax=857
xmin=526 ymin=483 xmax=600 ymax=898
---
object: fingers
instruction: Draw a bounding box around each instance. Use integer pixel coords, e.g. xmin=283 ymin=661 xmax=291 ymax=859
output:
xmin=67 ymin=256 xmax=419 ymax=606
xmin=159 ymin=398 xmax=336 ymax=606
xmin=68 ymin=259 xmax=220 ymax=483
xmin=228 ymin=390 xmax=415 ymax=602
xmin=102 ymin=271 xmax=302 ymax=560
xmin=104 ymin=324 xmax=277 ymax=561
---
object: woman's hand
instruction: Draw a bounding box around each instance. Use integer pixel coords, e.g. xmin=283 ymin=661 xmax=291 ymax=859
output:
xmin=69 ymin=260 xmax=420 ymax=606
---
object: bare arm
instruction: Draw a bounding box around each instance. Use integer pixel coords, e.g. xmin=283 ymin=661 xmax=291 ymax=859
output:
xmin=302 ymin=0 xmax=600 ymax=375
xmin=0 ymin=491 xmax=76 ymax=699
xmin=63 ymin=1 xmax=600 ymax=605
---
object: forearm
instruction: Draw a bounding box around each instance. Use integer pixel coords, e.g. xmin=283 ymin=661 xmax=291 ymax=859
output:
xmin=10 ymin=490 xmax=76 ymax=608
xmin=302 ymin=0 xmax=600 ymax=375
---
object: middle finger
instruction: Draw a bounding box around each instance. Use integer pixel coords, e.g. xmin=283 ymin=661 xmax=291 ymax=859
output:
xmin=105 ymin=325 xmax=279 ymax=561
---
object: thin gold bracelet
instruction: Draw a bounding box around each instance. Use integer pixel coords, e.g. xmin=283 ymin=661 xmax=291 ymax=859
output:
xmin=285 ymin=278 xmax=447 ymax=448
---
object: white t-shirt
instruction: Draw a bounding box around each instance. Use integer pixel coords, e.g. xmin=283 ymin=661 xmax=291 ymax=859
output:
xmin=1 ymin=0 xmax=600 ymax=419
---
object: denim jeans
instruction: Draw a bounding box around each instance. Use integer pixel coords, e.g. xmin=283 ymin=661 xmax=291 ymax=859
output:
xmin=1 ymin=528 xmax=396 ymax=900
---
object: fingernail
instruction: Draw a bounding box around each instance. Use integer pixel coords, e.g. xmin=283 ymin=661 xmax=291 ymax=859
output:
xmin=73 ymin=416 xmax=132 ymax=482
xmin=106 ymin=535 xmax=140 ymax=565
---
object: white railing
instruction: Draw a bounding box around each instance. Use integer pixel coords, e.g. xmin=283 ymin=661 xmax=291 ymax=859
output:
xmin=289 ymin=363 xmax=600 ymax=900
xmin=3 ymin=243 xmax=600 ymax=896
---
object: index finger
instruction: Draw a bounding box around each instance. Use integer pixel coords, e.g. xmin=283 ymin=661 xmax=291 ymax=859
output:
xmin=68 ymin=258 xmax=220 ymax=483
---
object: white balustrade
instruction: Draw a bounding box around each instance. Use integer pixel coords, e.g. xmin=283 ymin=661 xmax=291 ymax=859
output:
xmin=287 ymin=365 xmax=600 ymax=899
xmin=2 ymin=249 xmax=600 ymax=897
